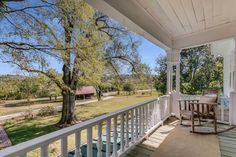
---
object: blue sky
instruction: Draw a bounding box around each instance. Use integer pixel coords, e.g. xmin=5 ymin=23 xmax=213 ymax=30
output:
xmin=0 ymin=0 xmax=165 ymax=75
xmin=0 ymin=36 xmax=165 ymax=75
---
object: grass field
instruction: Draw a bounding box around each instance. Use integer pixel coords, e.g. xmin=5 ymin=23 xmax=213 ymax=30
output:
xmin=4 ymin=92 xmax=159 ymax=145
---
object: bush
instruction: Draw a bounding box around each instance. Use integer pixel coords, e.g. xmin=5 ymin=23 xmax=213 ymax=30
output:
xmin=123 ymin=82 xmax=135 ymax=95
xmin=38 ymin=106 xmax=57 ymax=117
xmin=24 ymin=109 xmax=35 ymax=121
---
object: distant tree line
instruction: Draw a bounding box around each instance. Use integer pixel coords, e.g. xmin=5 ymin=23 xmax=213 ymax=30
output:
xmin=0 ymin=74 xmax=61 ymax=100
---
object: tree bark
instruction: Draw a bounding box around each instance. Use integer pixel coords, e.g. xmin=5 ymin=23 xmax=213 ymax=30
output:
xmin=57 ymin=90 xmax=78 ymax=126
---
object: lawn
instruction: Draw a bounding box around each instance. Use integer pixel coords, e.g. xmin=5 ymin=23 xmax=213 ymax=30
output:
xmin=4 ymin=92 xmax=159 ymax=145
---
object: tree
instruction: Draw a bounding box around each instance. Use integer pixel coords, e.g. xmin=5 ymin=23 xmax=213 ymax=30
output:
xmin=154 ymin=55 xmax=167 ymax=94
xmin=17 ymin=77 xmax=40 ymax=102
xmin=181 ymin=45 xmax=223 ymax=94
xmin=0 ymin=0 xmax=141 ymax=125
xmin=0 ymin=75 xmax=19 ymax=100
xmin=154 ymin=45 xmax=223 ymax=95
xmin=37 ymin=75 xmax=61 ymax=101
xmin=123 ymin=81 xmax=135 ymax=95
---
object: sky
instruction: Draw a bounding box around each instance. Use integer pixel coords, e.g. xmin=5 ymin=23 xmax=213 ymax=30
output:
xmin=0 ymin=36 xmax=165 ymax=75
xmin=0 ymin=1 xmax=165 ymax=75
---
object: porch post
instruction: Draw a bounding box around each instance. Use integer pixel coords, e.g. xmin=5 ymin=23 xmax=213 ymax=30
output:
xmin=170 ymin=63 xmax=173 ymax=92
xmin=230 ymin=37 xmax=236 ymax=125
xmin=174 ymin=50 xmax=181 ymax=93
xmin=176 ymin=62 xmax=180 ymax=93
xmin=167 ymin=62 xmax=171 ymax=94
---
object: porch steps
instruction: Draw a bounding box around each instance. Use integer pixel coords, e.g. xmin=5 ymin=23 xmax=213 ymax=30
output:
xmin=218 ymin=128 xmax=236 ymax=157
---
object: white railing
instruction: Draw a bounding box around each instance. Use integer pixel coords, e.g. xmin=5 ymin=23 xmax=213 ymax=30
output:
xmin=0 ymin=95 xmax=170 ymax=157
xmin=219 ymin=95 xmax=230 ymax=124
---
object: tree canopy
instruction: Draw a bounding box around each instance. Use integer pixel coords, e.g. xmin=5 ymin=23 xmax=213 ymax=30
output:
xmin=155 ymin=45 xmax=223 ymax=95
xmin=0 ymin=0 xmax=144 ymax=125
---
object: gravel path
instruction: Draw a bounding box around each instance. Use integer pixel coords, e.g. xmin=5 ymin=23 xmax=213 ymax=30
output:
xmin=0 ymin=96 xmax=114 ymax=122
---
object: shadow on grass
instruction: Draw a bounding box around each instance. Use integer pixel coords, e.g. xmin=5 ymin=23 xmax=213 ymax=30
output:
xmin=4 ymin=117 xmax=59 ymax=145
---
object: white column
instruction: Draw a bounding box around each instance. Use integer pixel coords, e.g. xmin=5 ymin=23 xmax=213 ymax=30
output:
xmin=230 ymin=37 xmax=236 ymax=125
xmin=176 ymin=62 xmax=180 ymax=93
xmin=167 ymin=62 xmax=171 ymax=94
xmin=170 ymin=63 xmax=173 ymax=92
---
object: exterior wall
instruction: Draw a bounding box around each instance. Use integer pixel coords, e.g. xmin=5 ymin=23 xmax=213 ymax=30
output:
xmin=211 ymin=39 xmax=235 ymax=97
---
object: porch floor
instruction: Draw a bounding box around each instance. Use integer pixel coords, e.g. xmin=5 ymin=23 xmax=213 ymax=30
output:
xmin=124 ymin=117 xmax=222 ymax=157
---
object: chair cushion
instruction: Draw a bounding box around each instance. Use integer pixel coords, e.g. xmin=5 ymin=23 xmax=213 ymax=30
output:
xmin=197 ymin=96 xmax=217 ymax=114
xmin=199 ymin=96 xmax=217 ymax=103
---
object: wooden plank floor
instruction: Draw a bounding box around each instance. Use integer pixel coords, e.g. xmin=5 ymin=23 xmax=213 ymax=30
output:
xmin=218 ymin=128 xmax=236 ymax=157
xmin=123 ymin=118 xmax=177 ymax=157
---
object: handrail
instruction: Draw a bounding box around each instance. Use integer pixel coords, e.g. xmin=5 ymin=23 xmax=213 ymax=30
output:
xmin=0 ymin=95 xmax=170 ymax=157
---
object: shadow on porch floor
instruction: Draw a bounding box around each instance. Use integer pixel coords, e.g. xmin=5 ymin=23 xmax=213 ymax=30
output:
xmin=123 ymin=117 xmax=221 ymax=157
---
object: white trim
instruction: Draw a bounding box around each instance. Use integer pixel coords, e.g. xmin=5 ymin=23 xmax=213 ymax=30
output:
xmin=173 ymin=21 xmax=236 ymax=49
xmin=86 ymin=0 xmax=172 ymax=50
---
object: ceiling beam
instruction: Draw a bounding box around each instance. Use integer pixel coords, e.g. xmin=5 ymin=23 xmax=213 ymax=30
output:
xmin=173 ymin=21 xmax=236 ymax=49
xmin=86 ymin=0 xmax=172 ymax=50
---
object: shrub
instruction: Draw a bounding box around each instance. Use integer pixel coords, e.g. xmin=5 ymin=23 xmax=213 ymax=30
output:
xmin=38 ymin=106 xmax=57 ymax=117
xmin=24 ymin=109 xmax=35 ymax=121
xmin=123 ymin=82 xmax=135 ymax=95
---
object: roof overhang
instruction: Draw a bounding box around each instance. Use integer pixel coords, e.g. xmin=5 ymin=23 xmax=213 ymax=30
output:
xmin=87 ymin=0 xmax=236 ymax=51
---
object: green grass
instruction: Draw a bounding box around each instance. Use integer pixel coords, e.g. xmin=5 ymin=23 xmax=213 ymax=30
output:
xmin=4 ymin=92 xmax=159 ymax=145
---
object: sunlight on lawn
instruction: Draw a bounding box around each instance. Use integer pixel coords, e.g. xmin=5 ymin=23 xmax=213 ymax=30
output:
xmin=3 ymin=92 xmax=159 ymax=156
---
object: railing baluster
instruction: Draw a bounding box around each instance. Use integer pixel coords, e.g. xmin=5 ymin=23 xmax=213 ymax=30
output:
xmin=152 ymin=102 xmax=155 ymax=127
xmin=120 ymin=113 xmax=125 ymax=151
xmin=87 ymin=127 xmax=93 ymax=157
xmin=106 ymin=119 xmax=111 ymax=157
xmin=142 ymin=106 xmax=145 ymax=135
xmin=130 ymin=109 xmax=134 ymax=143
xmin=113 ymin=116 xmax=118 ymax=157
xmin=139 ymin=107 xmax=142 ymax=137
xmin=61 ymin=136 xmax=67 ymax=157
xmin=75 ymin=130 xmax=81 ymax=157
xmin=147 ymin=104 xmax=150 ymax=129
xmin=125 ymin=112 xmax=129 ymax=148
xmin=135 ymin=108 xmax=138 ymax=141
xmin=145 ymin=105 xmax=148 ymax=132
xmin=97 ymin=123 xmax=102 ymax=157
xmin=154 ymin=101 xmax=157 ymax=125
xmin=41 ymin=144 xmax=49 ymax=157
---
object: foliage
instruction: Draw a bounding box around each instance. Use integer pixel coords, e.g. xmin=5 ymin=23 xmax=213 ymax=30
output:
xmin=0 ymin=0 xmax=143 ymax=125
xmin=154 ymin=55 xmax=167 ymax=94
xmin=154 ymin=45 xmax=223 ymax=95
xmin=17 ymin=77 xmax=39 ymax=101
xmin=38 ymin=106 xmax=58 ymax=117
xmin=0 ymin=75 xmax=19 ymax=100
xmin=181 ymin=45 xmax=223 ymax=94
xmin=0 ymin=75 xmax=61 ymax=100
xmin=123 ymin=81 xmax=135 ymax=94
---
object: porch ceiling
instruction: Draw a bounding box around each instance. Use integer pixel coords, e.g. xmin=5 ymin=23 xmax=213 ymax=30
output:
xmin=87 ymin=0 xmax=236 ymax=50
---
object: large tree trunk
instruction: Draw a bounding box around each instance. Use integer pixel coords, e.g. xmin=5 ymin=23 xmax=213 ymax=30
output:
xmin=57 ymin=90 xmax=78 ymax=126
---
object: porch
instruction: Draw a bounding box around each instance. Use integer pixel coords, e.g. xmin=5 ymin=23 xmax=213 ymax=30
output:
xmin=0 ymin=94 xmax=234 ymax=157
xmin=123 ymin=117 xmax=222 ymax=157
xmin=1 ymin=0 xmax=236 ymax=157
